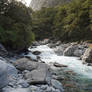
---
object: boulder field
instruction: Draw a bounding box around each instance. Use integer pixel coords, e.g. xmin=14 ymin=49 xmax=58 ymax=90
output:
xmin=0 ymin=40 xmax=92 ymax=92
xmin=0 ymin=48 xmax=64 ymax=92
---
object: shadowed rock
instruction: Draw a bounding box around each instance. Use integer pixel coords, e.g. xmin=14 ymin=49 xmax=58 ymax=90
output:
xmin=0 ymin=60 xmax=8 ymax=88
xmin=82 ymin=48 xmax=92 ymax=64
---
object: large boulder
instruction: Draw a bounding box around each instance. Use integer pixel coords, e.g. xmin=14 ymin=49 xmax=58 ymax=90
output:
xmin=14 ymin=58 xmax=51 ymax=84
xmin=64 ymin=45 xmax=78 ymax=56
xmin=14 ymin=58 xmax=38 ymax=71
xmin=54 ymin=43 xmax=70 ymax=56
xmin=7 ymin=64 xmax=18 ymax=78
xmin=0 ymin=60 xmax=8 ymax=88
xmin=24 ymin=63 xmax=51 ymax=84
xmin=64 ymin=44 xmax=87 ymax=57
xmin=73 ymin=49 xmax=83 ymax=57
xmin=82 ymin=48 xmax=92 ymax=63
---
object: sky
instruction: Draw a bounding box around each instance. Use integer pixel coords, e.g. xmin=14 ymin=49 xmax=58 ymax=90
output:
xmin=18 ymin=0 xmax=32 ymax=6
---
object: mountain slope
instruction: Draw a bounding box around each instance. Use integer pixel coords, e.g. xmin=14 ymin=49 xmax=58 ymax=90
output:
xmin=30 ymin=0 xmax=72 ymax=11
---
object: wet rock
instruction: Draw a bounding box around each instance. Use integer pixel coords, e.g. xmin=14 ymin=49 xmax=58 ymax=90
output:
xmin=82 ymin=48 xmax=92 ymax=63
xmin=51 ymin=79 xmax=64 ymax=92
xmin=14 ymin=58 xmax=38 ymax=71
xmin=25 ymin=53 xmax=38 ymax=61
xmin=87 ymin=63 xmax=92 ymax=66
xmin=65 ymin=70 xmax=75 ymax=75
xmin=74 ymin=49 xmax=83 ymax=57
xmin=53 ymin=62 xmax=67 ymax=68
xmin=32 ymin=51 xmax=41 ymax=55
xmin=64 ymin=83 xmax=76 ymax=88
xmin=52 ymin=75 xmax=65 ymax=81
xmin=0 ymin=60 xmax=8 ymax=88
xmin=64 ymin=44 xmax=87 ymax=57
xmin=64 ymin=45 xmax=78 ymax=56
xmin=32 ymin=41 xmax=40 ymax=46
xmin=53 ymin=43 xmax=70 ymax=56
xmin=54 ymin=47 xmax=64 ymax=56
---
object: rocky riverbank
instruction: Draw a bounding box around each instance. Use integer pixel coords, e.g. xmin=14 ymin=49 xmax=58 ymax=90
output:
xmin=0 ymin=40 xmax=92 ymax=92
xmin=48 ymin=40 xmax=92 ymax=65
xmin=0 ymin=42 xmax=64 ymax=92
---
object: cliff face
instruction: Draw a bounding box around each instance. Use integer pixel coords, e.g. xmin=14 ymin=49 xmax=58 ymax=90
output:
xmin=30 ymin=0 xmax=72 ymax=11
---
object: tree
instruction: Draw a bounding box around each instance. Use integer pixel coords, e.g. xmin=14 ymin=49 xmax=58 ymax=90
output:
xmin=0 ymin=0 xmax=35 ymax=51
xmin=32 ymin=0 xmax=92 ymax=42
xmin=32 ymin=7 xmax=56 ymax=40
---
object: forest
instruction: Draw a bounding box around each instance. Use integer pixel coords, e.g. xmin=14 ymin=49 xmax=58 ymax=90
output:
xmin=32 ymin=0 xmax=92 ymax=42
xmin=0 ymin=0 xmax=92 ymax=51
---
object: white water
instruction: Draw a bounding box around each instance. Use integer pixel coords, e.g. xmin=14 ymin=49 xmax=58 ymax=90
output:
xmin=29 ymin=45 xmax=92 ymax=79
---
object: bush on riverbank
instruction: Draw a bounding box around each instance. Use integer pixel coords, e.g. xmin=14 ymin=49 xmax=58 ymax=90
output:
xmin=0 ymin=0 xmax=35 ymax=51
xmin=32 ymin=0 xmax=92 ymax=42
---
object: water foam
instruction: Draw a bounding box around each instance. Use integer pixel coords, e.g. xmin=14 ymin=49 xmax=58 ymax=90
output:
xmin=29 ymin=45 xmax=92 ymax=79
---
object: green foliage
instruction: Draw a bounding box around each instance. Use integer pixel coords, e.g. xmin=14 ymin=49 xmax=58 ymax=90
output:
xmin=0 ymin=0 xmax=35 ymax=51
xmin=32 ymin=0 xmax=92 ymax=42
xmin=32 ymin=7 xmax=56 ymax=40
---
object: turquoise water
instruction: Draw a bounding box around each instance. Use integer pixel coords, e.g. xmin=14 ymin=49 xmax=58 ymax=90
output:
xmin=29 ymin=45 xmax=92 ymax=92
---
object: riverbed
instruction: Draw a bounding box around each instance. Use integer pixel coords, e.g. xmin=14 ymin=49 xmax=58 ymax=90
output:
xmin=29 ymin=44 xmax=92 ymax=92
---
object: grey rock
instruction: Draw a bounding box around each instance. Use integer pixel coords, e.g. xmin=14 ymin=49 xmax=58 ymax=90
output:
xmin=64 ymin=44 xmax=87 ymax=57
xmin=17 ymin=79 xmax=29 ymax=88
xmin=3 ymin=87 xmax=31 ymax=92
xmin=40 ymin=85 xmax=48 ymax=90
xmin=30 ymin=86 xmax=41 ymax=92
xmin=51 ymin=79 xmax=64 ymax=92
xmin=25 ymin=53 xmax=37 ymax=61
xmin=54 ymin=43 xmax=69 ymax=56
xmin=32 ymin=41 xmax=40 ymax=46
xmin=74 ymin=49 xmax=83 ymax=57
xmin=82 ymin=48 xmax=92 ymax=63
xmin=7 ymin=64 xmax=18 ymax=87
xmin=0 ymin=60 xmax=8 ymax=88
xmin=55 ymin=89 xmax=61 ymax=92
xmin=32 ymin=51 xmax=41 ymax=55
xmin=46 ymin=86 xmax=56 ymax=92
xmin=64 ymin=45 xmax=78 ymax=56
xmin=14 ymin=58 xmax=38 ymax=71
xmin=24 ymin=63 xmax=51 ymax=84
xmin=53 ymin=62 xmax=67 ymax=67
xmin=7 ymin=64 xmax=18 ymax=78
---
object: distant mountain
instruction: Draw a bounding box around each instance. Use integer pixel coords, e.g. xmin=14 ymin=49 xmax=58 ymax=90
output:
xmin=30 ymin=0 xmax=72 ymax=11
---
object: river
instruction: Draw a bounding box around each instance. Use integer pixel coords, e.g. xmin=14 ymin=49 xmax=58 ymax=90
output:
xmin=29 ymin=44 xmax=92 ymax=92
